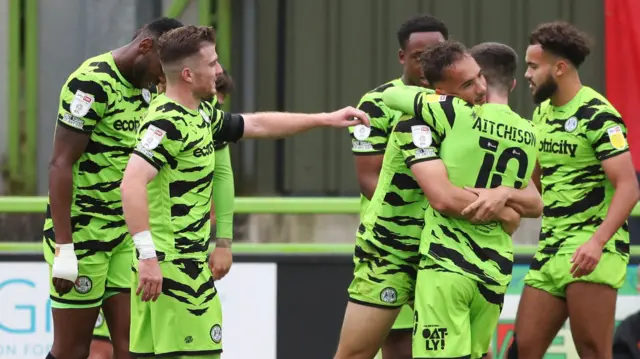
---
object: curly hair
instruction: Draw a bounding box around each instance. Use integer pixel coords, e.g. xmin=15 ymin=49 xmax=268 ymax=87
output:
xmin=420 ymin=40 xmax=467 ymax=85
xmin=529 ymin=21 xmax=592 ymax=68
xmin=397 ymin=14 xmax=449 ymax=50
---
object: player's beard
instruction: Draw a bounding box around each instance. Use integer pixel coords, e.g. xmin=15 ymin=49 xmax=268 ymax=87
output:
xmin=532 ymin=74 xmax=558 ymax=104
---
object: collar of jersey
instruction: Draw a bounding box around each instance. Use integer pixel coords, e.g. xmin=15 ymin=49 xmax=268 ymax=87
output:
xmin=107 ymin=52 xmax=134 ymax=88
xmin=550 ymin=86 xmax=588 ymax=114
xmin=158 ymin=93 xmax=201 ymax=115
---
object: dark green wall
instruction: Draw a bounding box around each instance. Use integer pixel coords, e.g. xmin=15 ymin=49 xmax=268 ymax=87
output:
xmin=231 ymin=0 xmax=605 ymax=195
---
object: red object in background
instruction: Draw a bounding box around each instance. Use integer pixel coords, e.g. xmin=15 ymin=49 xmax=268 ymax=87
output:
xmin=605 ymin=0 xmax=640 ymax=170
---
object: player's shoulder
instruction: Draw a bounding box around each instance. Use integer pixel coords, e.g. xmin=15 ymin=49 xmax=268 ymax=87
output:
xmin=579 ymin=87 xmax=622 ymax=120
xmin=531 ymin=99 xmax=551 ymax=123
xmin=357 ymin=78 xmax=404 ymax=107
xmin=66 ymin=53 xmax=120 ymax=87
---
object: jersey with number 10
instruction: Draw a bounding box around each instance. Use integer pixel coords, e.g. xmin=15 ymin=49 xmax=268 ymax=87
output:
xmin=412 ymin=94 xmax=538 ymax=287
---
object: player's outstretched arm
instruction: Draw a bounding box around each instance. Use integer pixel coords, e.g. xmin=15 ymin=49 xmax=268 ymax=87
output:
xmin=382 ymin=86 xmax=428 ymax=115
xmin=241 ymin=106 xmax=370 ymax=138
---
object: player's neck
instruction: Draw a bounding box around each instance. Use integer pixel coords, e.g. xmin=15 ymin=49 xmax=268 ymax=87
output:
xmin=550 ymin=73 xmax=582 ymax=107
xmin=401 ymin=74 xmax=425 ymax=88
xmin=485 ymin=90 xmax=508 ymax=105
xmin=165 ymin=85 xmax=201 ymax=111
xmin=111 ymin=45 xmax=139 ymax=87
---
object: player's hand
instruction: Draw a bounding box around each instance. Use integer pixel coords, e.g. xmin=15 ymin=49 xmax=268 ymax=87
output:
xmin=570 ymin=239 xmax=603 ymax=278
xmin=209 ymin=239 xmax=233 ymax=280
xmin=137 ymin=258 xmax=163 ymax=302
xmin=462 ymin=186 xmax=513 ymax=223
xmin=52 ymin=243 xmax=78 ymax=296
xmin=323 ymin=106 xmax=370 ymax=128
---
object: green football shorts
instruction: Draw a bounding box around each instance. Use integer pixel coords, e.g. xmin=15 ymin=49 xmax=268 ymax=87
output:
xmin=130 ymin=258 xmax=223 ymax=357
xmin=44 ymin=233 xmax=134 ymax=309
xmin=412 ymin=269 xmax=504 ymax=359
xmin=524 ymin=252 xmax=627 ymax=298
xmin=92 ymin=310 xmax=111 ymax=341
xmin=391 ymin=305 xmax=414 ymax=330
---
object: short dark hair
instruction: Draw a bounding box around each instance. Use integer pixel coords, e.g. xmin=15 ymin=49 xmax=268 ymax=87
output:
xmin=529 ymin=21 xmax=592 ymax=68
xmin=216 ymin=67 xmax=235 ymax=95
xmin=158 ymin=25 xmax=216 ymax=65
xmin=421 ymin=40 xmax=467 ymax=85
xmin=134 ymin=17 xmax=184 ymax=40
xmin=397 ymin=14 xmax=449 ymax=49
xmin=470 ymin=42 xmax=517 ymax=92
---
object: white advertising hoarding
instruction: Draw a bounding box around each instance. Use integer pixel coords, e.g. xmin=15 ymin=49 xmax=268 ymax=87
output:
xmin=0 ymin=262 xmax=277 ymax=359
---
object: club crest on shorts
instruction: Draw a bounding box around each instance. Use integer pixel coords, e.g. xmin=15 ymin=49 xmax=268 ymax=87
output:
xmin=564 ymin=116 xmax=578 ymax=132
xmin=411 ymin=125 xmax=432 ymax=148
xmin=380 ymin=287 xmax=398 ymax=304
xmin=210 ymin=324 xmax=222 ymax=343
xmin=70 ymin=90 xmax=94 ymax=117
xmin=353 ymin=124 xmax=371 ymax=141
xmin=95 ymin=312 xmax=104 ymax=328
xmin=607 ymin=125 xmax=627 ymax=150
xmin=74 ymin=276 xmax=92 ymax=294
xmin=142 ymin=88 xmax=151 ymax=104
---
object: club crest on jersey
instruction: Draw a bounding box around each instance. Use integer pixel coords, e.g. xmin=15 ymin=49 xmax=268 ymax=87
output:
xmin=199 ymin=109 xmax=211 ymax=123
xmin=411 ymin=125 xmax=432 ymax=148
xmin=142 ymin=88 xmax=151 ymax=104
xmin=380 ymin=287 xmax=398 ymax=304
xmin=353 ymin=124 xmax=371 ymax=140
xmin=70 ymin=90 xmax=94 ymax=117
xmin=607 ymin=125 xmax=627 ymax=150
xmin=564 ymin=116 xmax=578 ymax=132
xmin=210 ymin=324 xmax=222 ymax=343
xmin=74 ymin=276 xmax=92 ymax=294
xmin=141 ymin=125 xmax=166 ymax=151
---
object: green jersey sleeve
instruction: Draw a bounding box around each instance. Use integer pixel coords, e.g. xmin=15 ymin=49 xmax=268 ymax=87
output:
xmin=133 ymin=119 xmax=185 ymax=171
xmin=349 ymin=95 xmax=393 ymax=155
xmin=586 ymin=112 xmax=629 ymax=160
xmin=382 ymin=87 xmax=453 ymax=137
xmin=392 ymin=115 xmax=440 ymax=167
xmin=57 ymin=72 xmax=108 ymax=133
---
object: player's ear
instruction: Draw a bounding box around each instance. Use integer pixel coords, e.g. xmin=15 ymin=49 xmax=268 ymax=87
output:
xmin=555 ymin=59 xmax=568 ymax=77
xmin=138 ymin=38 xmax=154 ymax=55
xmin=511 ymin=78 xmax=516 ymax=92
xmin=398 ymin=48 xmax=406 ymax=65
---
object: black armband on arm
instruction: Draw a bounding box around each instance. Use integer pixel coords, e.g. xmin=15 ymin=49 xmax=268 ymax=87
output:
xmin=218 ymin=113 xmax=245 ymax=142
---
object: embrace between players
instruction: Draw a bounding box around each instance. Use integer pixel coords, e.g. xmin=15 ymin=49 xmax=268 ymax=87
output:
xmin=43 ymin=14 xmax=638 ymax=359
xmin=335 ymin=15 xmax=638 ymax=359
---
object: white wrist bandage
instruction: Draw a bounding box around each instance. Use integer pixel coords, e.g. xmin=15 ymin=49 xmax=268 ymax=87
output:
xmin=52 ymin=243 xmax=78 ymax=282
xmin=133 ymin=230 xmax=157 ymax=260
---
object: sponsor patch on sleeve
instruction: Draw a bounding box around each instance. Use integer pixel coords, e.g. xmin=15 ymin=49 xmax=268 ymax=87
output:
xmin=70 ymin=90 xmax=95 ymax=117
xmin=607 ymin=125 xmax=627 ymax=150
xmin=424 ymin=94 xmax=447 ymax=103
xmin=60 ymin=113 xmax=85 ymax=130
xmin=411 ymin=125 xmax=432 ymax=148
